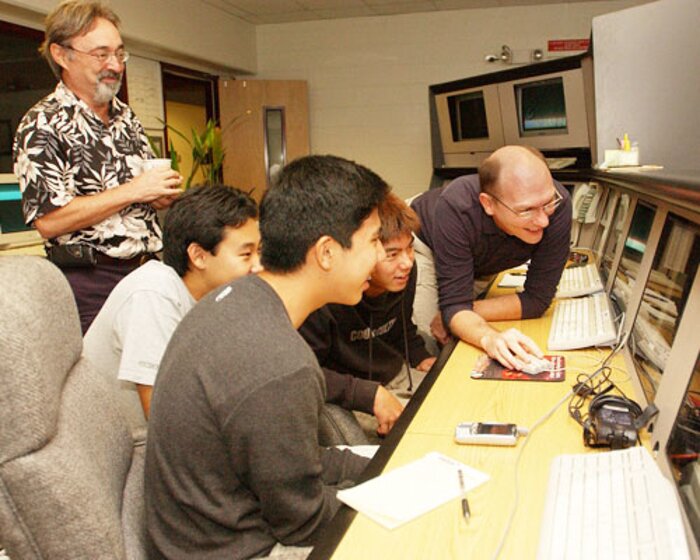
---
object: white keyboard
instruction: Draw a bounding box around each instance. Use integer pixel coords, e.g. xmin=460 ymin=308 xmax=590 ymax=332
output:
xmin=537 ymin=447 xmax=690 ymax=560
xmin=548 ymin=292 xmax=617 ymax=350
xmin=545 ymin=156 xmax=577 ymax=170
xmin=557 ymin=264 xmax=604 ymax=298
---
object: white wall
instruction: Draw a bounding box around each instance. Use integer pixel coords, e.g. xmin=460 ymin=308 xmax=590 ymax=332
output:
xmin=0 ymin=0 xmax=256 ymax=74
xmin=256 ymin=0 xmax=643 ymax=198
xmin=593 ymin=0 xmax=700 ymax=170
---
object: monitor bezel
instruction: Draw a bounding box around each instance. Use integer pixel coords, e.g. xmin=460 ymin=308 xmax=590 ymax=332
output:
xmin=515 ymin=76 xmax=569 ymax=137
xmin=435 ymin=83 xmax=505 ymax=161
xmin=499 ymin=68 xmax=590 ymax=151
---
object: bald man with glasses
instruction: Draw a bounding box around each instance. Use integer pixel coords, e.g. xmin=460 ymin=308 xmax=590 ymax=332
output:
xmin=14 ymin=0 xmax=182 ymax=333
xmin=411 ymin=146 xmax=572 ymax=370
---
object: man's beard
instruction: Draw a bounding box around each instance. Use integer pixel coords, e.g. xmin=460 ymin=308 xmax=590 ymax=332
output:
xmin=94 ymin=70 xmax=122 ymax=104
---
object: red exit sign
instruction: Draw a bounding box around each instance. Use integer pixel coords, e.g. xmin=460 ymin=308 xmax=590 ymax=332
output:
xmin=548 ymin=39 xmax=590 ymax=52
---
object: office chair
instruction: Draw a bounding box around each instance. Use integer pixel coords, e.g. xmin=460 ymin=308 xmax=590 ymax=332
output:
xmin=319 ymin=404 xmax=370 ymax=446
xmin=0 ymin=256 xmax=146 ymax=559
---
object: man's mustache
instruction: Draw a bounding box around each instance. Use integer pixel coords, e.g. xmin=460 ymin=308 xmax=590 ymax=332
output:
xmin=98 ymin=70 xmax=122 ymax=81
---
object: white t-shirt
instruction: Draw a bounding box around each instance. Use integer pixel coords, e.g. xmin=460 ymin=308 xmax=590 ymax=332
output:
xmin=83 ymin=260 xmax=195 ymax=432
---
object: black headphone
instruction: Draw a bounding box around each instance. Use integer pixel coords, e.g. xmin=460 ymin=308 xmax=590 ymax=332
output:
xmin=584 ymin=394 xmax=646 ymax=450
xmin=569 ymin=366 xmax=659 ymax=450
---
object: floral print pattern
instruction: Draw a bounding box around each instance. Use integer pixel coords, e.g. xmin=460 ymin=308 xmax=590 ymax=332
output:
xmin=13 ymin=82 xmax=162 ymax=258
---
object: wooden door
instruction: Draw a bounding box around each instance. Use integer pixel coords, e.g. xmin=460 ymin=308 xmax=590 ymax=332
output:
xmin=219 ymin=79 xmax=309 ymax=201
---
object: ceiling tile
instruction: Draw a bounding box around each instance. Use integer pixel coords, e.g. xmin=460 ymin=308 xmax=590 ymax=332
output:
xmin=311 ymin=6 xmax=376 ymax=18
xmin=256 ymin=11 xmax=319 ymax=22
xmin=434 ymin=0 xmax=500 ymax=9
xmin=201 ymin=0 xmax=630 ymax=24
xmin=300 ymin=0 xmax=366 ymax=8
xmin=221 ymin=0 xmax=305 ymax=15
xmin=368 ymin=1 xmax=437 ymax=16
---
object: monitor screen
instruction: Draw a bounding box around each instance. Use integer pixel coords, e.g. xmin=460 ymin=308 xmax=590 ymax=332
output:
xmin=631 ymin=213 xmax=700 ymax=403
xmin=611 ymin=201 xmax=657 ymax=315
xmin=591 ymin=189 xmax=616 ymax=259
xmin=515 ymin=77 xmax=568 ymax=136
xmin=0 ymin=183 xmax=30 ymax=234
xmin=600 ymin=193 xmax=631 ymax=284
xmin=665 ymin=352 xmax=700 ymax=551
xmin=448 ymin=91 xmax=489 ymax=141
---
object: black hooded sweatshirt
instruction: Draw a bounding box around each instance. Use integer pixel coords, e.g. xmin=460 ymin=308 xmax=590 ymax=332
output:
xmin=299 ymin=266 xmax=432 ymax=414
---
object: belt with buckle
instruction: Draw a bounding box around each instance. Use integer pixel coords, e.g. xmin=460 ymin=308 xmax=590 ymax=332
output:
xmin=94 ymin=252 xmax=154 ymax=267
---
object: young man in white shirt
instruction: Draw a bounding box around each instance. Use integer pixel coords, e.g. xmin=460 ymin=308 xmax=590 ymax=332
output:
xmin=83 ymin=185 xmax=261 ymax=432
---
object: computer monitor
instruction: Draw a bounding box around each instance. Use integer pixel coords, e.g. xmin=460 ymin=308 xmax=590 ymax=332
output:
xmin=591 ymin=189 xmax=617 ymax=260
xmin=599 ymin=192 xmax=631 ymax=285
xmin=0 ymin=178 xmax=29 ymax=234
xmin=664 ymin=352 xmax=700 ymax=552
xmin=430 ymin=54 xmax=595 ymax=169
xmin=498 ymin=68 xmax=591 ymax=153
xmin=0 ymin=175 xmax=41 ymax=249
xmin=516 ymin=77 xmax=567 ymax=136
xmin=628 ymin=212 xmax=700 ymax=404
xmin=434 ymin=83 xmax=505 ymax=168
xmin=449 ymin=91 xmax=489 ymax=141
xmin=609 ymin=201 xmax=657 ymax=316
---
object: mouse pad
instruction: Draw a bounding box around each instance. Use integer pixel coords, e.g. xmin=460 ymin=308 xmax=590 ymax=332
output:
xmin=470 ymin=354 xmax=565 ymax=382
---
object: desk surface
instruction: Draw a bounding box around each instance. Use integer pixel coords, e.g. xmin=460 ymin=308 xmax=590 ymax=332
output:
xmin=311 ymin=281 xmax=638 ymax=560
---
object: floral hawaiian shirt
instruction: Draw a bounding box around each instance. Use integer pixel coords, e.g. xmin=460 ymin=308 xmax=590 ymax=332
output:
xmin=13 ymin=82 xmax=162 ymax=258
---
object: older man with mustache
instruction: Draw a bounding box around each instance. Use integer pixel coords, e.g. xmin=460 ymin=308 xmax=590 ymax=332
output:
xmin=13 ymin=0 xmax=182 ymax=332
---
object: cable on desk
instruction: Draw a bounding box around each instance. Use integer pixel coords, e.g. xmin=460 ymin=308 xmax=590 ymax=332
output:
xmin=489 ymin=331 xmax=630 ymax=560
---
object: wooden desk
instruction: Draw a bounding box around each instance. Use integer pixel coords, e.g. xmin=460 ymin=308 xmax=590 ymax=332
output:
xmin=311 ymin=287 xmax=637 ymax=560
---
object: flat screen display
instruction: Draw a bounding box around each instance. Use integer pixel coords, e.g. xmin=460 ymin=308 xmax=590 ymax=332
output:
xmin=448 ymin=91 xmax=489 ymax=141
xmin=0 ymin=183 xmax=30 ymax=233
xmin=592 ymin=191 xmax=615 ymax=260
xmin=611 ymin=201 xmax=657 ymax=315
xmin=516 ymin=77 xmax=568 ymax=136
xmin=631 ymin=213 xmax=699 ymax=402
xmin=600 ymin=193 xmax=631 ymax=285
xmin=666 ymin=353 xmax=700 ymax=551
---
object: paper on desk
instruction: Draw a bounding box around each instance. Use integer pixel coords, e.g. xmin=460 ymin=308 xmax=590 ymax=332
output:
xmin=498 ymin=273 xmax=527 ymax=289
xmin=337 ymin=452 xmax=489 ymax=530
xmin=335 ymin=445 xmax=380 ymax=460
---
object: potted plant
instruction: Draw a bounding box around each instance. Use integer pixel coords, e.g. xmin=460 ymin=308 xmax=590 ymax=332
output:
xmin=159 ymin=110 xmax=251 ymax=190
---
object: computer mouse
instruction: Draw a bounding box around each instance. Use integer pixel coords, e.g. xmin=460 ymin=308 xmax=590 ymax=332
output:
xmin=568 ymin=251 xmax=589 ymax=266
xmin=519 ymin=357 xmax=552 ymax=375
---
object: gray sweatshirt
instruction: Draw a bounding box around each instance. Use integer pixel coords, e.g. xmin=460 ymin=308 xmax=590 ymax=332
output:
xmin=145 ymin=275 xmax=368 ymax=560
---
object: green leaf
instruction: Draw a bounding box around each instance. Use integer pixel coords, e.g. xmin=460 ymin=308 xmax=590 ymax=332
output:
xmin=168 ymin=140 xmax=180 ymax=173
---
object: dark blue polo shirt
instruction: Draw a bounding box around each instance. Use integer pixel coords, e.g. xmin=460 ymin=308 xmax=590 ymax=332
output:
xmin=411 ymin=174 xmax=572 ymax=326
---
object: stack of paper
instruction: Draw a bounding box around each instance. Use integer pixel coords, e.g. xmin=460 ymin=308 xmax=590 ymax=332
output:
xmin=337 ymin=452 xmax=489 ymax=529
xmin=498 ymin=273 xmax=527 ymax=289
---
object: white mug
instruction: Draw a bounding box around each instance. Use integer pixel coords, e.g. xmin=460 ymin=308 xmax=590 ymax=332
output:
xmin=142 ymin=158 xmax=172 ymax=172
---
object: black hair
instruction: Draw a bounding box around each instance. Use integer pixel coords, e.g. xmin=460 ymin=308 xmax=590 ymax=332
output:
xmin=260 ymin=155 xmax=389 ymax=273
xmin=162 ymin=185 xmax=258 ymax=277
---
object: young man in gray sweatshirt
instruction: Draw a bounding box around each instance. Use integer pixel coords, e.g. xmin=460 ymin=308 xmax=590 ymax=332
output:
xmin=144 ymin=155 xmax=389 ymax=560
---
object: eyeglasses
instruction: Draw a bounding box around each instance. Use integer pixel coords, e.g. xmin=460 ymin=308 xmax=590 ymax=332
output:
xmin=489 ymin=189 xmax=563 ymax=220
xmin=62 ymin=45 xmax=129 ymax=64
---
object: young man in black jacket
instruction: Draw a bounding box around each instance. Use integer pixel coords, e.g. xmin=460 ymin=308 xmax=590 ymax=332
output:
xmin=300 ymin=193 xmax=436 ymax=439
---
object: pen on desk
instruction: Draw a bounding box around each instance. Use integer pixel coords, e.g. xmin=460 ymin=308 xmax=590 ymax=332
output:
xmin=458 ymin=469 xmax=470 ymax=522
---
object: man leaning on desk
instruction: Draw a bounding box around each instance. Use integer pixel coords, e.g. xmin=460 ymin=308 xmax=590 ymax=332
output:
xmin=410 ymin=145 xmax=572 ymax=369
xmin=13 ymin=0 xmax=182 ymax=333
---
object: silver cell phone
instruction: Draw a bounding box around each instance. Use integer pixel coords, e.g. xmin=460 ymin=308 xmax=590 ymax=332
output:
xmin=454 ymin=422 xmax=519 ymax=446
